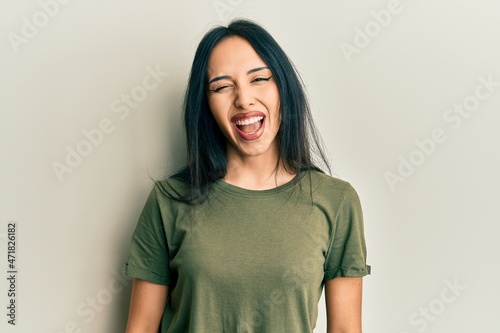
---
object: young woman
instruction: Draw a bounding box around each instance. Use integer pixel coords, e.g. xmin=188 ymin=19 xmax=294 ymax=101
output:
xmin=124 ymin=19 xmax=371 ymax=333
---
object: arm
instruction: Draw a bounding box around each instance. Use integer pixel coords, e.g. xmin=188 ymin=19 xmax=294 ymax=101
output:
xmin=325 ymin=277 xmax=363 ymax=333
xmin=125 ymin=278 xmax=169 ymax=333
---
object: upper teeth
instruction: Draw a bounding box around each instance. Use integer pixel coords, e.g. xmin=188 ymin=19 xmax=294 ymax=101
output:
xmin=235 ymin=116 xmax=263 ymax=126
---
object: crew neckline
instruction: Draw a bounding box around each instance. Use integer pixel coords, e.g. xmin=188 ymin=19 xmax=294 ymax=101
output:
xmin=212 ymin=171 xmax=309 ymax=197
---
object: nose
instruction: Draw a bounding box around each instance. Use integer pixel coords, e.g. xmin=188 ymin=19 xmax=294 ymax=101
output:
xmin=234 ymin=85 xmax=255 ymax=110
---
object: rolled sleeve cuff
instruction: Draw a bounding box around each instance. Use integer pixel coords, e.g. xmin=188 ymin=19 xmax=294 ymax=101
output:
xmin=124 ymin=263 xmax=170 ymax=285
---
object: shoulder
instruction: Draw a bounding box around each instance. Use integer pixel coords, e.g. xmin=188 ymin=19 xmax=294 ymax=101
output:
xmin=307 ymin=170 xmax=357 ymax=194
xmin=151 ymin=174 xmax=190 ymax=202
xmin=303 ymin=170 xmax=361 ymax=208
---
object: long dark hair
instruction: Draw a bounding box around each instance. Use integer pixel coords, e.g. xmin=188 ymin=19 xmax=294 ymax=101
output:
xmin=169 ymin=19 xmax=330 ymax=203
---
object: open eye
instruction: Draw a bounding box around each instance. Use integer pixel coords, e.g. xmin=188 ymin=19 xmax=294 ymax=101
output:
xmin=252 ymin=76 xmax=273 ymax=83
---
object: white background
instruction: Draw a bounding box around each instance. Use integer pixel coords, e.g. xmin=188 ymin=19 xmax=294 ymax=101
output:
xmin=1 ymin=0 xmax=499 ymax=332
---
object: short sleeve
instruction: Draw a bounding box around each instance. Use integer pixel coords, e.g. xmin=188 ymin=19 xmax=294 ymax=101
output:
xmin=324 ymin=183 xmax=371 ymax=281
xmin=124 ymin=185 xmax=171 ymax=285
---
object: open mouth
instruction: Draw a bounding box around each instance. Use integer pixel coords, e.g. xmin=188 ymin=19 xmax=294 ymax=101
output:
xmin=231 ymin=112 xmax=266 ymax=140
xmin=234 ymin=116 xmax=264 ymax=134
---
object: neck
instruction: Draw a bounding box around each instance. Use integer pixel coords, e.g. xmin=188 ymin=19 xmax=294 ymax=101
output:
xmin=223 ymin=145 xmax=295 ymax=190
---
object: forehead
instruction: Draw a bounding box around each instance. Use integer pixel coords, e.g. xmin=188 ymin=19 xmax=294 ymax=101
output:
xmin=207 ymin=36 xmax=267 ymax=75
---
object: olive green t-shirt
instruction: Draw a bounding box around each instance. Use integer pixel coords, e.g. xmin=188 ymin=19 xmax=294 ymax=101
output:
xmin=124 ymin=170 xmax=371 ymax=332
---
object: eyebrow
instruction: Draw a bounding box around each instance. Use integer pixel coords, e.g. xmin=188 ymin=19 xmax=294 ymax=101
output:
xmin=208 ymin=66 xmax=270 ymax=85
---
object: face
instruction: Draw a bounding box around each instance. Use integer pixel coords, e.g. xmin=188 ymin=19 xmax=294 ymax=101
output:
xmin=206 ymin=36 xmax=281 ymax=160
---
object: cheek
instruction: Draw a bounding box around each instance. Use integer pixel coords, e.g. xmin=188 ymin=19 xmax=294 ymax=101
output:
xmin=265 ymin=86 xmax=280 ymax=109
xmin=209 ymin=94 xmax=232 ymax=111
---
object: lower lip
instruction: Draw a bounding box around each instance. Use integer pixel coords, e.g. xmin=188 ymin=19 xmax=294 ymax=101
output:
xmin=233 ymin=118 xmax=266 ymax=141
